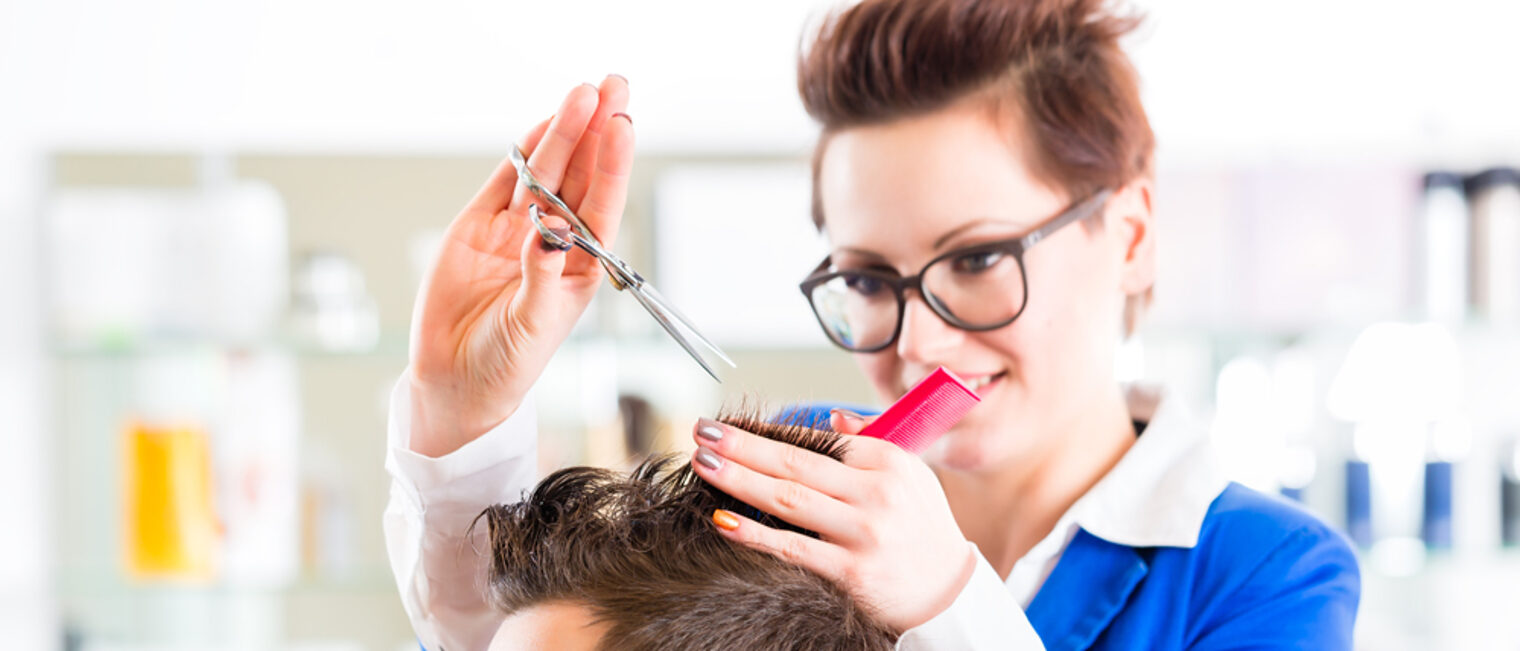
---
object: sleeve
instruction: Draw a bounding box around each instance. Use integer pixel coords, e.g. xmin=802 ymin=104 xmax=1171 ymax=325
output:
xmin=382 ymin=371 xmax=542 ymax=651
xmin=895 ymin=543 xmax=1046 ymax=651
xmin=1188 ymin=524 xmax=1361 ymax=650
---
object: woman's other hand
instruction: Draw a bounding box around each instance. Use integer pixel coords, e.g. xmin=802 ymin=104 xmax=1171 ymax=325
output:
xmin=408 ymin=76 xmax=634 ymax=457
xmin=690 ymin=413 xmax=977 ymax=632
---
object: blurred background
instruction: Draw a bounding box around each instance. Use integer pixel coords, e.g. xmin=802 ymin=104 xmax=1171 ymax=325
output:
xmin=3 ymin=0 xmax=1520 ymax=649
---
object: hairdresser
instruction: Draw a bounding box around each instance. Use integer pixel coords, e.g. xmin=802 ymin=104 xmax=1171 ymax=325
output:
xmin=384 ymin=0 xmax=1360 ymax=648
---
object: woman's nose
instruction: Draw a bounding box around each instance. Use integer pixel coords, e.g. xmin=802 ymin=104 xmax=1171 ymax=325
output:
xmin=895 ymin=293 xmax=962 ymax=364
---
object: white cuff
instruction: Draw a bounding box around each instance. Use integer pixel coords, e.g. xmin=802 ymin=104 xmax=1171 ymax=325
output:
xmin=383 ymin=371 xmax=539 ymax=507
xmin=896 ymin=543 xmax=1044 ymax=650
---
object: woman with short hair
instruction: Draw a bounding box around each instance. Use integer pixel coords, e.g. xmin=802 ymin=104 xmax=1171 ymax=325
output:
xmin=385 ymin=1 xmax=1360 ymax=648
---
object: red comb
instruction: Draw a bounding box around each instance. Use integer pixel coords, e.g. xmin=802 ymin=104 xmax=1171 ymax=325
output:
xmin=859 ymin=367 xmax=980 ymax=453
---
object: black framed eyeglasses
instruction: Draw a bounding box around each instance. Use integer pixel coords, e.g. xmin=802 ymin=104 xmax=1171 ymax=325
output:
xmin=798 ymin=189 xmax=1113 ymax=352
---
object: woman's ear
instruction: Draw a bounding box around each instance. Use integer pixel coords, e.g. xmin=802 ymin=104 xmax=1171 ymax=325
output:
xmin=1110 ymin=177 xmax=1156 ymax=297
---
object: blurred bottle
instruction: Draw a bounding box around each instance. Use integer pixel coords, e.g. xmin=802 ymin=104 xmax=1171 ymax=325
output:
xmin=1466 ymin=168 xmax=1520 ymax=326
xmin=1422 ymin=459 xmax=1454 ymax=550
xmin=1345 ymin=455 xmax=1374 ymax=548
xmin=299 ymin=441 xmax=356 ymax=582
xmin=123 ymin=420 xmax=220 ymax=582
xmin=123 ymin=354 xmax=222 ymax=582
xmin=1419 ymin=171 xmax=1469 ymax=324
xmin=217 ymin=352 xmax=300 ymax=588
xmin=201 ymin=182 xmax=290 ymax=343
xmin=47 ymin=182 xmax=290 ymax=347
xmin=619 ymin=394 xmax=659 ymax=465
xmin=1504 ymin=437 xmax=1520 ymax=547
xmin=1278 ymin=444 xmax=1316 ymax=503
xmin=288 ymin=251 xmax=380 ymax=352
xmin=1423 ymin=417 xmax=1475 ymax=551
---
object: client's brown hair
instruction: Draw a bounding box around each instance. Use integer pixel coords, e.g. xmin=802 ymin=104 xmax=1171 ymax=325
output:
xmin=478 ymin=409 xmax=895 ymax=650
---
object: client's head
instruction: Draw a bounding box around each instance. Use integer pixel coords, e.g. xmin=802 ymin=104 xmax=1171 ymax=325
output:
xmin=477 ymin=409 xmax=895 ymax=650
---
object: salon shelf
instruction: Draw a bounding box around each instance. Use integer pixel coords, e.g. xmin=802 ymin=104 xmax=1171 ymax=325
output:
xmin=56 ymin=566 xmax=401 ymax=597
xmin=49 ymin=335 xmax=411 ymax=360
xmin=56 ymin=567 xmax=413 ymax=650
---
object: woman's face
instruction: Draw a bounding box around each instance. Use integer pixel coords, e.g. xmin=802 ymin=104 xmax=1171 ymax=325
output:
xmin=817 ymin=103 xmax=1152 ymax=472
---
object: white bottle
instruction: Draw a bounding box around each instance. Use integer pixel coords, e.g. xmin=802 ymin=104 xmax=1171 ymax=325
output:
xmin=1420 ymin=172 xmax=1469 ymax=324
xmin=1468 ymin=168 xmax=1520 ymax=326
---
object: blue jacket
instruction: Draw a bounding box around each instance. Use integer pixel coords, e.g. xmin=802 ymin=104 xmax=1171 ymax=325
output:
xmin=1027 ymin=482 xmax=1360 ymax=650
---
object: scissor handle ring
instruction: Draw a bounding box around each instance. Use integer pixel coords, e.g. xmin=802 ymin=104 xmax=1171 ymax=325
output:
xmin=527 ymin=203 xmax=632 ymax=291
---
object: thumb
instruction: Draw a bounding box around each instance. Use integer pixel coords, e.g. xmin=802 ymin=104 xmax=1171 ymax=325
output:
xmin=515 ymin=214 xmax=572 ymax=318
xmin=829 ymin=408 xmax=876 ymax=435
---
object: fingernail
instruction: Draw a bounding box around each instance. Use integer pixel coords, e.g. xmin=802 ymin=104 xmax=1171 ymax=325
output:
xmin=830 ymin=408 xmax=865 ymax=422
xmin=608 ymin=73 xmax=628 ymax=85
xmin=611 ymin=112 xmax=632 ymax=125
xmin=695 ymin=448 xmax=723 ymax=471
xmin=696 ymin=417 xmax=724 ymax=442
xmin=712 ymin=509 xmax=739 ymax=531
xmin=538 ymin=227 xmax=571 ymax=253
xmin=580 ymin=82 xmax=596 ymax=91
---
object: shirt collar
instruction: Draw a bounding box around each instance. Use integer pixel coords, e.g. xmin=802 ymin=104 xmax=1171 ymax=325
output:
xmin=1065 ymin=385 xmax=1229 ymax=549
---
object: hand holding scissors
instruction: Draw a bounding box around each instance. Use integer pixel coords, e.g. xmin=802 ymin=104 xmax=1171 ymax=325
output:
xmin=515 ymin=149 xmax=734 ymax=382
xmin=407 ymin=77 xmax=638 ymax=457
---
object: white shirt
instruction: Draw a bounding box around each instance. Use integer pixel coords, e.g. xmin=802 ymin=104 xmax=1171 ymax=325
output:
xmin=383 ymin=374 xmax=1228 ymax=651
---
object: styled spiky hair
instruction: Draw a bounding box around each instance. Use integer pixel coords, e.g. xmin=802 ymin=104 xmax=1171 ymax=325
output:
xmin=477 ymin=405 xmax=893 ymax=650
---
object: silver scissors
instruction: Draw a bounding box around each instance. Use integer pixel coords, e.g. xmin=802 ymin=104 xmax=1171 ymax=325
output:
xmin=509 ymin=145 xmax=735 ymax=382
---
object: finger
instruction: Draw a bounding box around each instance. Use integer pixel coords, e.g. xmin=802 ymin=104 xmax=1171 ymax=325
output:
xmin=828 ymin=408 xmax=876 ymax=435
xmin=690 ymin=446 xmax=869 ymax=545
xmin=507 ymin=84 xmax=600 ymax=215
xmin=559 ymin=74 xmax=630 ymax=211
xmin=692 ymin=417 xmax=867 ymax=501
xmin=513 ymin=210 xmax=572 ymax=320
xmin=840 ymin=434 xmax=911 ymax=472
xmin=710 ymin=508 xmax=853 ymax=583
xmin=464 ymin=116 xmax=552 ymax=215
xmin=571 ymin=112 xmax=634 ymax=251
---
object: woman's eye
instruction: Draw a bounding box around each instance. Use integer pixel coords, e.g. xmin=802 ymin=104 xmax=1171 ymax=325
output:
xmin=843 ymin=274 xmax=886 ymax=296
xmin=951 ymin=250 xmax=1004 ymax=274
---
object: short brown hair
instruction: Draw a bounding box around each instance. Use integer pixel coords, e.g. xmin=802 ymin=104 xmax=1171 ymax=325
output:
xmin=799 ymin=0 xmax=1152 ymax=220
xmin=478 ymin=411 xmax=895 ymax=650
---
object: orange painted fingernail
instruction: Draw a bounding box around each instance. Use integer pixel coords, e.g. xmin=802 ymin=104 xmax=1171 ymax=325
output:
xmin=712 ymin=509 xmax=740 ymax=531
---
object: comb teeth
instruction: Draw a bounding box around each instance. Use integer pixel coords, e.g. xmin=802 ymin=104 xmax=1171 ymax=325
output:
xmin=860 ymin=368 xmax=981 ymax=454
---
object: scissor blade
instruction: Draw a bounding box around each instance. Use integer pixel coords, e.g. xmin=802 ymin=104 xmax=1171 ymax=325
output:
xmin=627 ymin=285 xmax=724 ymax=383
xmin=635 ymin=284 xmax=736 ymax=368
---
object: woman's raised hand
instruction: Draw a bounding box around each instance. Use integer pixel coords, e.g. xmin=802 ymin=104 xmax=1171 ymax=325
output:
xmin=689 ymin=410 xmax=978 ymax=632
xmin=408 ymin=76 xmax=633 ymax=457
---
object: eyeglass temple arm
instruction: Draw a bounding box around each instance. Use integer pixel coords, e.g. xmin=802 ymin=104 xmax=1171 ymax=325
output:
xmin=1019 ymin=188 xmax=1114 ymax=249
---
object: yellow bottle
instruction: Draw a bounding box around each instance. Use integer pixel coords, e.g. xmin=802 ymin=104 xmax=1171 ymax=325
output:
xmin=123 ymin=421 xmax=220 ymax=582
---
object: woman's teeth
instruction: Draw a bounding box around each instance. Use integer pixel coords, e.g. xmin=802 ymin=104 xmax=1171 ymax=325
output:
xmin=963 ymin=372 xmax=1003 ymax=392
